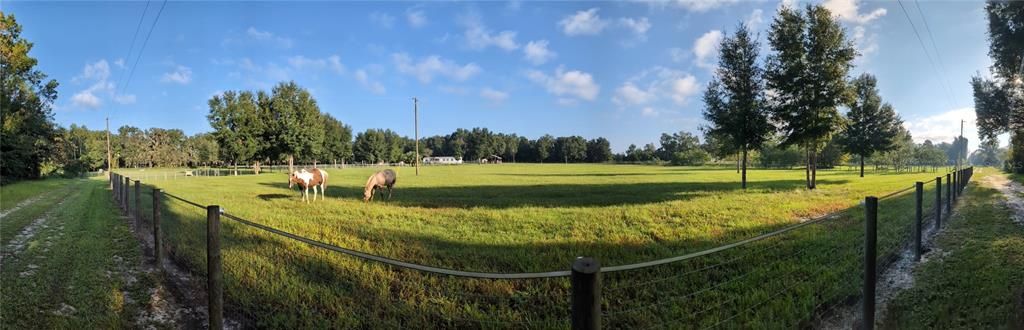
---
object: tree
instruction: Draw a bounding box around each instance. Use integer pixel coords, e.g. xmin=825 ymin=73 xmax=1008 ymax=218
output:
xmin=703 ymin=24 xmax=772 ymax=188
xmin=353 ymin=129 xmax=387 ymax=163
xmin=1 ymin=13 xmax=58 ymax=182
xmin=766 ymin=4 xmax=856 ymax=189
xmin=207 ymin=91 xmax=265 ymax=171
xmin=586 ymin=137 xmax=613 ymax=163
xmin=188 ymin=133 xmax=219 ymax=166
xmin=446 ymin=129 xmax=469 ymax=159
xmin=970 ymin=138 xmax=1002 ymax=166
xmin=554 ymin=136 xmax=587 ymax=163
xmin=840 ymin=74 xmax=903 ymax=177
xmin=321 ymin=113 xmax=353 ymax=165
xmin=974 ymin=1 xmax=1024 ymax=172
xmin=269 ymin=81 xmax=324 ymax=171
xmin=535 ymin=134 xmax=555 ymax=162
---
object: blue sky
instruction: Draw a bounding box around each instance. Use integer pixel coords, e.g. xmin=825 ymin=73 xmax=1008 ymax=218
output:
xmin=7 ymin=0 xmax=997 ymax=152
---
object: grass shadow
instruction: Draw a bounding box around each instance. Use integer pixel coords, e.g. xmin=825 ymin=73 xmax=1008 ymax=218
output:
xmin=261 ymin=179 xmax=851 ymax=208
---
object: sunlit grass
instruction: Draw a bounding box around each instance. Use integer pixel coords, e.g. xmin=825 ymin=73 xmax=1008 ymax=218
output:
xmin=123 ymin=164 xmax=951 ymax=328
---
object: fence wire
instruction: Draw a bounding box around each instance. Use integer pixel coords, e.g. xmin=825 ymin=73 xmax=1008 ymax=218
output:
xmin=111 ymin=168 xmax=974 ymax=328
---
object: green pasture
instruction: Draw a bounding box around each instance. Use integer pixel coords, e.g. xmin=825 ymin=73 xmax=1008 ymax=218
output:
xmin=116 ymin=164 xmax=954 ymax=328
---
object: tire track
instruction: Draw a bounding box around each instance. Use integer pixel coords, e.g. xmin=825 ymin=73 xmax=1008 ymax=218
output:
xmin=0 ymin=185 xmax=80 ymax=265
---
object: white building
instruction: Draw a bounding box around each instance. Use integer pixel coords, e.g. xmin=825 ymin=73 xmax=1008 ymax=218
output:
xmin=422 ymin=156 xmax=463 ymax=165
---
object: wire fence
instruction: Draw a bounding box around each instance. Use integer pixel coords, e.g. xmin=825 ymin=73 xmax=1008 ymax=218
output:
xmin=106 ymin=166 xmax=975 ymax=329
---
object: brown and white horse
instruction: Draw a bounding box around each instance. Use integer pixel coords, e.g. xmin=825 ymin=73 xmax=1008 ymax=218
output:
xmin=289 ymin=168 xmax=329 ymax=203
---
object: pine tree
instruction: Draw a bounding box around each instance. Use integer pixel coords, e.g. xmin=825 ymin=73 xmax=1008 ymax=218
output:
xmin=841 ymin=74 xmax=902 ymax=177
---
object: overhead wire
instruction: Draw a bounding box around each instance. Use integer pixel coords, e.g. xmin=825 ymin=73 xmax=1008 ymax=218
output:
xmin=896 ymin=0 xmax=959 ymax=110
xmin=115 ymin=1 xmax=151 ymax=94
xmin=120 ymin=0 xmax=168 ymax=96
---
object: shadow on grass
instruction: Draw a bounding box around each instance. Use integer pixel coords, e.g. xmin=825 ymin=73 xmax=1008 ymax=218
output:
xmin=150 ymin=180 xmax=936 ymax=328
xmin=257 ymin=179 xmax=851 ymax=209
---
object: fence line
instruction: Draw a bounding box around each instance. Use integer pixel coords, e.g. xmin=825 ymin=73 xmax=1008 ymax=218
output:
xmin=110 ymin=166 xmax=976 ymax=329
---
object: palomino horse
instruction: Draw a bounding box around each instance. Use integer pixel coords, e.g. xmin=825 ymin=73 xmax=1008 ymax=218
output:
xmin=363 ymin=169 xmax=397 ymax=202
xmin=289 ymin=168 xmax=329 ymax=203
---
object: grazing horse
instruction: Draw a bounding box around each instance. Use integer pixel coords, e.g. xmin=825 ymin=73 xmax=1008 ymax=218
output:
xmin=289 ymin=168 xmax=329 ymax=203
xmin=363 ymin=169 xmax=397 ymax=202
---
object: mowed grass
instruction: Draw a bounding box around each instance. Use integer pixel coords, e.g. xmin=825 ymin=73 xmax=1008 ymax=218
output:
xmin=121 ymin=164 xmax=951 ymax=328
xmin=883 ymin=169 xmax=1024 ymax=329
xmin=1 ymin=178 xmax=159 ymax=329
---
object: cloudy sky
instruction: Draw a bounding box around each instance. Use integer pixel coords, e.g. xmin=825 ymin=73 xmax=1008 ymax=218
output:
xmin=8 ymin=0 xmax=997 ymax=152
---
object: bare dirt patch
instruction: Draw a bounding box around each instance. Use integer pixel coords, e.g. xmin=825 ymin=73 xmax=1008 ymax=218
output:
xmin=0 ymin=195 xmax=46 ymax=220
xmin=981 ymin=174 xmax=1024 ymax=226
xmin=0 ymin=192 xmax=76 ymax=265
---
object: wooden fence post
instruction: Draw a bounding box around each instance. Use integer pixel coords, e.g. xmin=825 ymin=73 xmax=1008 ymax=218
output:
xmin=207 ymin=205 xmax=223 ymax=330
xmin=863 ymin=196 xmax=878 ymax=330
xmin=935 ymin=177 xmax=942 ymax=229
xmin=946 ymin=173 xmax=952 ymax=212
xmin=123 ymin=177 xmax=130 ymax=213
xmin=914 ymin=182 xmax=923 ymax=261
xmin=134 ymin=180 xmax=141 ymax=229
xmin=113 ymin=174 xmax=119 ymax=204
xmin=571 ymin=257 xmax=601 ymax=330
xmin=153 ymin=188 xmax=162 ymax=266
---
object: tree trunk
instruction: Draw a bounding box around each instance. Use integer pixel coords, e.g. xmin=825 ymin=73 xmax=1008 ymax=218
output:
xmin=860 ymin=155 xmax=865 ymax=178
xmin=288 ymin=155 xmax=294 ymax=173
xmin=741 ymin=149 xmax=748 ymax=189
xmin=805 ymin=147 xmax=811 ymax=189
xmin=253 ymin=160 xmax=261 ymax=175
xmin=810 ymin=150 xmax=817 ymax=190
xmin=736 ymin=152 xmax=740 ymax=173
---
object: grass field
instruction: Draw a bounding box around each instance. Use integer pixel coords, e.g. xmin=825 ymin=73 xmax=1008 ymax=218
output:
xmin=0 ymin=178 xmax=162 ymax=329
xmin=883 ymin=170 xmax=1024 ymax=329
xmin=114 ymin=164 xmax=951 ymax=328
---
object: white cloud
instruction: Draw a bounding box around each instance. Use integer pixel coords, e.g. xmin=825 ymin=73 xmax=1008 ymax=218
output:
xmin=71 ymin=90 xmax=102 ymax=109
xmin=903 ymin=108 xmax=981 ymax=151
xmin=114 ymin=58 xmax=126 ymax=69
xmin=694 ymin=30 xmax=723 ymax=70
xmin=619 ymin=17 xmax=651 ymax=44
xmin=406 ymin=8 xmax=428 ymax=28
xmin=287 ymin=55 xmax=345 ymax=74
xmin=526 ymin=66 xmax=600 ymax=103
xmin=745 ymin=9 xmax=764 ymax=29
xmin=69 ymin=59 xmax=134 ymax=109
xmin=822 ymin=0 xmax=886 ymax=60
xmin=670 ymin=75 xmax=700 ymax=105
xmin=243 ymin=27 xmax=293 ymax=48
xmin=779 ymin=0 xmax=799 ymax=11
xmin=354 ymin=69 xmax=386 ymax=95
xmin=161 ymin=65 xmax=193 ymax=85
xmin=559 ymin=8 xmax=608 ymax=36
xmin=613 ymin=82 xmax=655 ymax=105
xmin=74 ymin=59 xmax=111 ymax=83
xmin=392 ymin=53 xmax=482 ymax=83
xmin=480 ymin=87 xmax=509 ymax=104
xmin=327 ymin=55 xmax=345 ymax=74
xmin=671 ymin=0 xmax=739 ymax=12
xmin=612 ymin=66 xmax=700 ymax=109
xmin=852 ymin=26 xmax=879 ymax=57
xmin=641 ymin=107 xmax=659 ymax=117
xmin=369 ymin=12 xmax=395 ymax=28
xmin=824 ymin=0 xmax=887 ymax=24
xmin=460 ymin=13 xmax=519 ymax=51
xmin=523 ymin=40 xmax=557 ymax=65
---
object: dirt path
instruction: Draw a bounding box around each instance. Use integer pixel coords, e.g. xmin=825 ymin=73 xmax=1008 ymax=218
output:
xmin=0 ymin=189 xmax=78 ymax=265
xmin=0 ymin=194 xmax=47 ymax=220
xmin=981 ymin=173 xmax=1024 ymax=226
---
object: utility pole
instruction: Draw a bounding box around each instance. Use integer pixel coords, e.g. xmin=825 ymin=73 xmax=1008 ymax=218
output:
xmin=106 ymin=117 xmax=112 ymax=179
xmin=958 ymin=119 xmax=964 ymax=171
xmin=413 ymin=97 xmax=420 ymax=176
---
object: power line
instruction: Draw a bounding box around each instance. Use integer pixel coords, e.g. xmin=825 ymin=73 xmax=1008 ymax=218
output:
xmin=115 ymin=1 xmax=151 ymax=94
xmin=120 ymin=0 xmax=168 ymax=96
xmin=895 ymin=0 xmax=958 ymax=110
xmin=911 ymin=0 xmax=960 ymax=107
